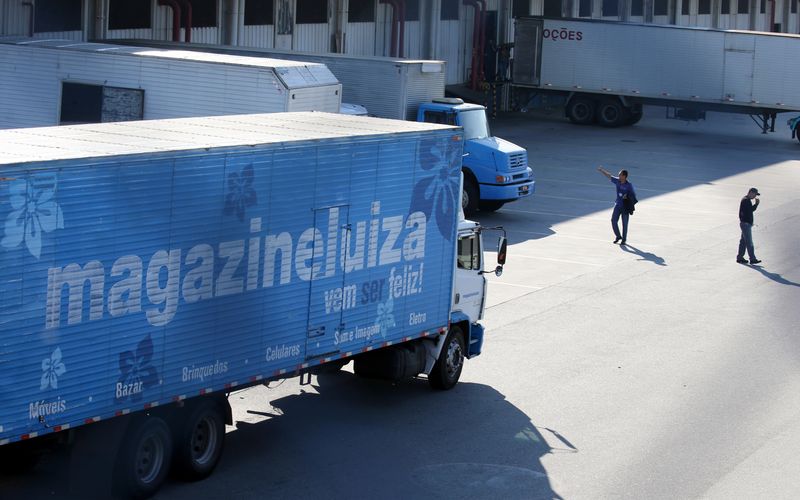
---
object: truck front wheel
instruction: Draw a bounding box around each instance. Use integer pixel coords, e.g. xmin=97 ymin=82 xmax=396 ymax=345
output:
xmin=479 ymin=200 xmax=505 ymax=212
xmin=172 ymin=398 xmax=226 ymax=481
xmin=114 ymin=415 xmax=173 ymax=499
xmin=429 ymin=326 xmax=466 ymax=390
xmin=463 ymin=175 xmax=480 ymax=215
xmin=566 ymin=97 xmax=595 ymax=125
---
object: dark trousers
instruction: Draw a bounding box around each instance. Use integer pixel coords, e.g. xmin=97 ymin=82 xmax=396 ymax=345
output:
xmin=738 ymin=222 xmax=756 ymax=260
xmin=612 ymin=205 xmax=629 ymax=240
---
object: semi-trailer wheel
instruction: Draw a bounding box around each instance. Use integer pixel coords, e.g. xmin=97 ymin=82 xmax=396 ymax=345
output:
xmin=479 ymin=200 xmax=505 ymax=212
xmin=626 ymin=111 xmax=643 ymax=125
xmin=566 ymin=97 xmax=595 ymax=125
xmin=172 ymin=398 xmax=226 ymax=481
xmin=113 ymin=415 xmax=173 ymax=499
xmin=597 ymin=99 xmax=628 ymax=127
xmin=462 ymin=175 xmax=480 ymax=215
xmin=429 ymin=326 xmax=466 ymax=390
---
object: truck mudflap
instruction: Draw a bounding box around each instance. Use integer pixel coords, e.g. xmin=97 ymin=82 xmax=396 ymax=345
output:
xmin=467 ymin=323 xmax=484 ymax=358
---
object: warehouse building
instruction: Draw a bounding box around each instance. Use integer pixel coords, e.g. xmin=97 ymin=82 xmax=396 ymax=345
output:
xmin=1 ymin=0 xmax=797 ymax=86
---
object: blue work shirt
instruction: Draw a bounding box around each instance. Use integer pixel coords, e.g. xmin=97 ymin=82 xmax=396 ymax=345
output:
xmin=610 ymin=177 xmax=635 ymax=207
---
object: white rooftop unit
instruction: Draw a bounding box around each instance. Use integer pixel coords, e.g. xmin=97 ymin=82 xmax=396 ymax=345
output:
xmin=0 ymin=38 xmax=342 ymax=129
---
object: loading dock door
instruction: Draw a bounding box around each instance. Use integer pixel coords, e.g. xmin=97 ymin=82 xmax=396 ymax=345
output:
xmin=723 ymin=35 xmax=755 ymax=104
xmin=512 ymin=18 xmax=544 ymax=86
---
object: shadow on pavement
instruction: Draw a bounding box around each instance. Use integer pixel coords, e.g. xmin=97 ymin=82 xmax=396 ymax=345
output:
xmin=209 ymin=372 xmax=564 ymax=500
xmin=620 ymin=244 xmax=667 ymax=266
xmin=749 ymin=265 xmax=800 ymax=287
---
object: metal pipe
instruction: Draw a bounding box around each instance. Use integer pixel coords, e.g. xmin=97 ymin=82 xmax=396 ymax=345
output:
xmin=158 ymin=0 xmax=182 ymax=42
xmin=477 ymin=0 xmax=487 ymax=82
xmin=176 ymin=0 xmax=193 ymax=43
xmin=398 ymin=0 xmax=405 ymax=58
xmin=380 ymin=0 xmax=399 ymax=57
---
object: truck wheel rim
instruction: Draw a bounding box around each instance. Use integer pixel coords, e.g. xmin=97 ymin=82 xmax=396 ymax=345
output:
xmin=602 ymin=106 xmax=619 ymax=123
xmin=191 ymin=416 xmax=219 ymax=466
xmin=462 ymin=189 xmax=469 ymax=210
xmin=446 ymin=339 xmax=464 ymax=378
xmin=136 ymin=434 xmax=165 ymax=484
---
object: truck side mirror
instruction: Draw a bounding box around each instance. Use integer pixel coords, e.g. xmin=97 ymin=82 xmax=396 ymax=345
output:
xmin=497 ymin=237 xmax=507 ymax=266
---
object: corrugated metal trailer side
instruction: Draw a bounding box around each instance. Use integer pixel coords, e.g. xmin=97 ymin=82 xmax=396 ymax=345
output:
xmin=0 ymin=39 xmax=342 ymax=129
xmin=108 ymin=40 xmax=446 ymax=120
xmin=0 ymin=112 xmax=461 ymax=449
xmin=515 ymin=17 xmax=800 ymax=112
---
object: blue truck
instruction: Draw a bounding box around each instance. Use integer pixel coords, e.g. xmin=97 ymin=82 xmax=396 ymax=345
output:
xmin=0 ymin=112 xmax=505 ymax=498
xmin=417 ymin=98 xmax=535 ymax=214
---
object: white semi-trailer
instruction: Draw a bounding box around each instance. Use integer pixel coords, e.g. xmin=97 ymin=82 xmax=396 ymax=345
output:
xmin=107 ymin=39 xmax=447 ymax=121
xmin=0 ymin=39 xmax=342 ymax=129
xmin=512 ymin=17 xmax=800 ymax=136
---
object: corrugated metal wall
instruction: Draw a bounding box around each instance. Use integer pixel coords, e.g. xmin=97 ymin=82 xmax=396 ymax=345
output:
xmin=344 ymin=22 xmax=376 ymax=55
xmin=0 ymin=42 xmax=345 ymax=129
xmin=295 ymin=23 xmax=330 ymax=53
xmin=240 ymin=25 xmax=275 ymax=48
xmin=439 ymin=19 xmax=464 ymax=84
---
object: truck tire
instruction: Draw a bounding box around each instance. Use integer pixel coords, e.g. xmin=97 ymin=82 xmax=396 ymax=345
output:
xmin=429 ymin=326 xmax=466 ymax=390
xmin=479 ymin=200 xmax=505 ymax=212
xmin=463 ymin=175 xmax=480 ymax=216
xmin=597 ymin=99 xmax=628 ymax=127
xmin=172 ymin=398 xmax=226 ymax=481
xmin=113 ymin=415 xmax=173 ymax=499
xmin=566 ymin=97 xmax=595 ymax=125
xmin=626 ymin=111 xmax=643 ymax=126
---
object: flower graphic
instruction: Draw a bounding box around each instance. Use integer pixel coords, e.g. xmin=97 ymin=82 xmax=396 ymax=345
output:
xmin=117 ymin=335 xmax=159 ymax=402
xmin=409 ymin=138 xmax=461 ymax=241
xmin=2 ymin=177 xmax=64 ymax=259
xmin=375 ymin=295 xmax=396 ymax=339
xmin=40 ymin=347 xmax=66 ymax=390
xmin=223 ymin=164 xmax=257 ymax=222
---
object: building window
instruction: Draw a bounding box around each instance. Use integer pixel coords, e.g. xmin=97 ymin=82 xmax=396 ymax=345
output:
xmin=737 ymin=0 xmax=748 ymax=13
xmin=349 ymin=0 xmax=375 ymax=22
xmin=35 ymin=0 xmax=82 ymax=32
xmin=190 ymin=0 xmax=217 ymax=28
xmin=109 ymin=0 xmax=151 ymax=30
xmin=405 ymin=0 xmax=420 ymax=20
xmin=579 ymin=0 xmax=593 ymax=16
xmin=245 ymin=0 xmax=274 ymax=25
xmin=681 ymin=0 xmax=690 ymax=14
xmin=441 ymin=0 xmax=460 ymax=20
xmin=698 ymin=0 xmax=710 ymax=13
xmin=721 ymin=0 xmax=731 ymax=14
xmin=512 ymin=0 xmax=530 ymax=17
xmin=759 ymin=0 xmax=766 ymax=13
xmin=631 ymin=0 xmax=644 ymax=15
xmin=544 ymin=0 xmax=562 ymax=16
xmin=654 ymin=0 xmax=668 ymax=14
xmin=792 ymin=0 xmax=797 ymax=13
xmin=602 ymin=0 xmax=618 ymax=16
xmin=297 ymin=0 xmax=327 ymax=23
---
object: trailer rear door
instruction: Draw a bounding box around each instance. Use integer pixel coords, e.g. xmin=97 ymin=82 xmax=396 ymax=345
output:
xmin=512 ymin=18 xmax=544 ymax=86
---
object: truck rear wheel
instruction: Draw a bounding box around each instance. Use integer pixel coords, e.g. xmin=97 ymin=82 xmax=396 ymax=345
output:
xmin=597 ymin=99 xmax=628 ymax=127
xmin=566 ymin=97 xmax=595 ymax=125
xmin=626 ymin=111 xmax=643 ymax=125
xmin=114 ymin=415 xmax=173 ymax=499
xmin=463 ymin=175 xmax=480 ymax=215
xmin=172 ymin=398 xmax=226 ymax=481
xmin=429 ymin=326 xmax=466 ymax=390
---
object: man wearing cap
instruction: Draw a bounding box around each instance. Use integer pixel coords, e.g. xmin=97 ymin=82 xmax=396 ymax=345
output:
xmin=737 ymin=188 xmax=761 ymax=265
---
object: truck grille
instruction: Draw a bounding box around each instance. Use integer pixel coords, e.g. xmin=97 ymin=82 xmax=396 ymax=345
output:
xmin=509 ymin=152 xmax=527 ymax=169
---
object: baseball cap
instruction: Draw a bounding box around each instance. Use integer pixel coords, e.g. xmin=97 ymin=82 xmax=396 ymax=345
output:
xmin=749 ymin=187 xmax=761 ymax=196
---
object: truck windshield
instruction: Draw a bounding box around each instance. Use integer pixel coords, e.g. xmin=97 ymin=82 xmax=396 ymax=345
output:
xmin=458 ymin=109 xmax=490 ymax=140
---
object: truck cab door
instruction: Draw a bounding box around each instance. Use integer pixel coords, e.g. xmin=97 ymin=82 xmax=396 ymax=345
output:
xmin=453 ymin=231 xmax=486 ymax=322
xmin=306 ymin=205 xmax=350 ymax=359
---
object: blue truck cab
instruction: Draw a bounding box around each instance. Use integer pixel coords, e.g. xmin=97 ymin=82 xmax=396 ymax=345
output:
xmin=417 ymin=98 xmax=535 ymax=214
